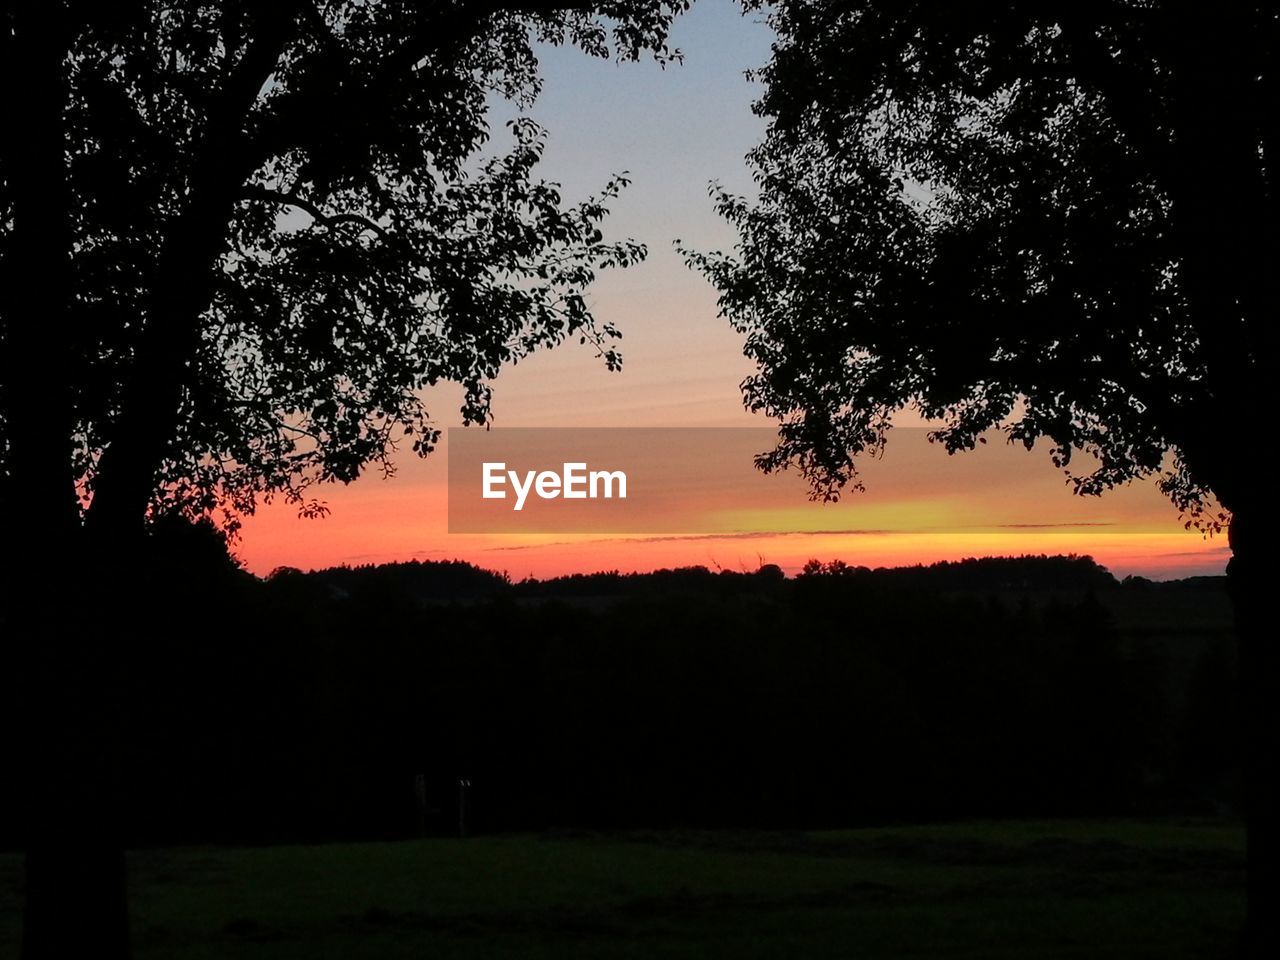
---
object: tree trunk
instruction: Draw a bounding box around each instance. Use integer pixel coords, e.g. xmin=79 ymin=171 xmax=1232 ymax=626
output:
xmin=18 ymin=582 xmax=133 ymax=960
xmin=1226 ymin=506 xmax=1276 ymax=959
xmin=0 ymin=2 xmax=133 ymax=956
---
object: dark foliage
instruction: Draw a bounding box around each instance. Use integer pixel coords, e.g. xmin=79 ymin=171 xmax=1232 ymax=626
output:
xmin=0 ymin=549 xmax=1235 ymax=847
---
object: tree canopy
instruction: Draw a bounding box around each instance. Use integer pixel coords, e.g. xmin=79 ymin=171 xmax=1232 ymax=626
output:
xmin=0 ymin=1 xmax=688 ymax=535
xmin=686 ymin=1 xmax=1273 ymax=528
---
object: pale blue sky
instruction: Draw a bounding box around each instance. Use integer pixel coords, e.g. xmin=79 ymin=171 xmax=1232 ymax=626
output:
xmin=461 ymin=0 xmax=776 ymax=428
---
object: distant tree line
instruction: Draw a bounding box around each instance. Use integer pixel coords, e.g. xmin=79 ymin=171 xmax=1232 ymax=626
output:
xmin=0 ymin=527 xmax=1237 ymax=846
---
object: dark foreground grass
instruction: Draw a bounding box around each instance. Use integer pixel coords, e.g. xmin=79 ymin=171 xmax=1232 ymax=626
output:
xmin=0 ymin=819 xmax=1244 ymax=959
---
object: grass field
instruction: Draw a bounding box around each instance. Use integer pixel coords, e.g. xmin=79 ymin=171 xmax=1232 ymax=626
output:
xmin=0 ymin=820 xmax=1244 ymax=959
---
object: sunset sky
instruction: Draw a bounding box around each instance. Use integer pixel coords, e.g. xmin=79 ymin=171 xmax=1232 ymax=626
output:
xmin=235 ymin=0 xmax=1228 ymax=581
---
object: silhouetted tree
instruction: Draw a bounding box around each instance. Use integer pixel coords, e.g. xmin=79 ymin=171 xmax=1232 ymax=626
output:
xmin=0 ymin=2 xmax=686 ymax=956
xmin=685 ymin=2 xmax=1272 ymax=953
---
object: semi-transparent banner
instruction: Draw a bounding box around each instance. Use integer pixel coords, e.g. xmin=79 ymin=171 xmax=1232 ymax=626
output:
xmin=447 ymin=426 xmax=1186 ymax=536
xmin=448 ymin=427 xmax=784 ymax=533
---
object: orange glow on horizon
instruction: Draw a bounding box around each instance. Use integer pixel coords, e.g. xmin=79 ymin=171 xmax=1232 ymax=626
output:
xmin=233 ymin=430 xmax=1229 ymax=582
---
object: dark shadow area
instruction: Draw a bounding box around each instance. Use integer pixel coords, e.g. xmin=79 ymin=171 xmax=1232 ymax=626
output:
xmin=1 ymin=523 xmax=1238 ymax=849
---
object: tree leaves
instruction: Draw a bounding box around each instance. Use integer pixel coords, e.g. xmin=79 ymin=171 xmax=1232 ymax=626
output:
xmin=1 ymin=1 xmax=686 ymax=532
xmin=689 ymin=1 xmax=1253 ymax=527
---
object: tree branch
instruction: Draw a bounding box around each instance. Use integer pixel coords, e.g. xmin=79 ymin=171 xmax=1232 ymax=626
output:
xmin=251 ymin=0 xmax=606 ymax=160
xmin=241 ymin=184 xmax=388 ymax=238
xmin=86 ymin=5 xmax=309 ymax=533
